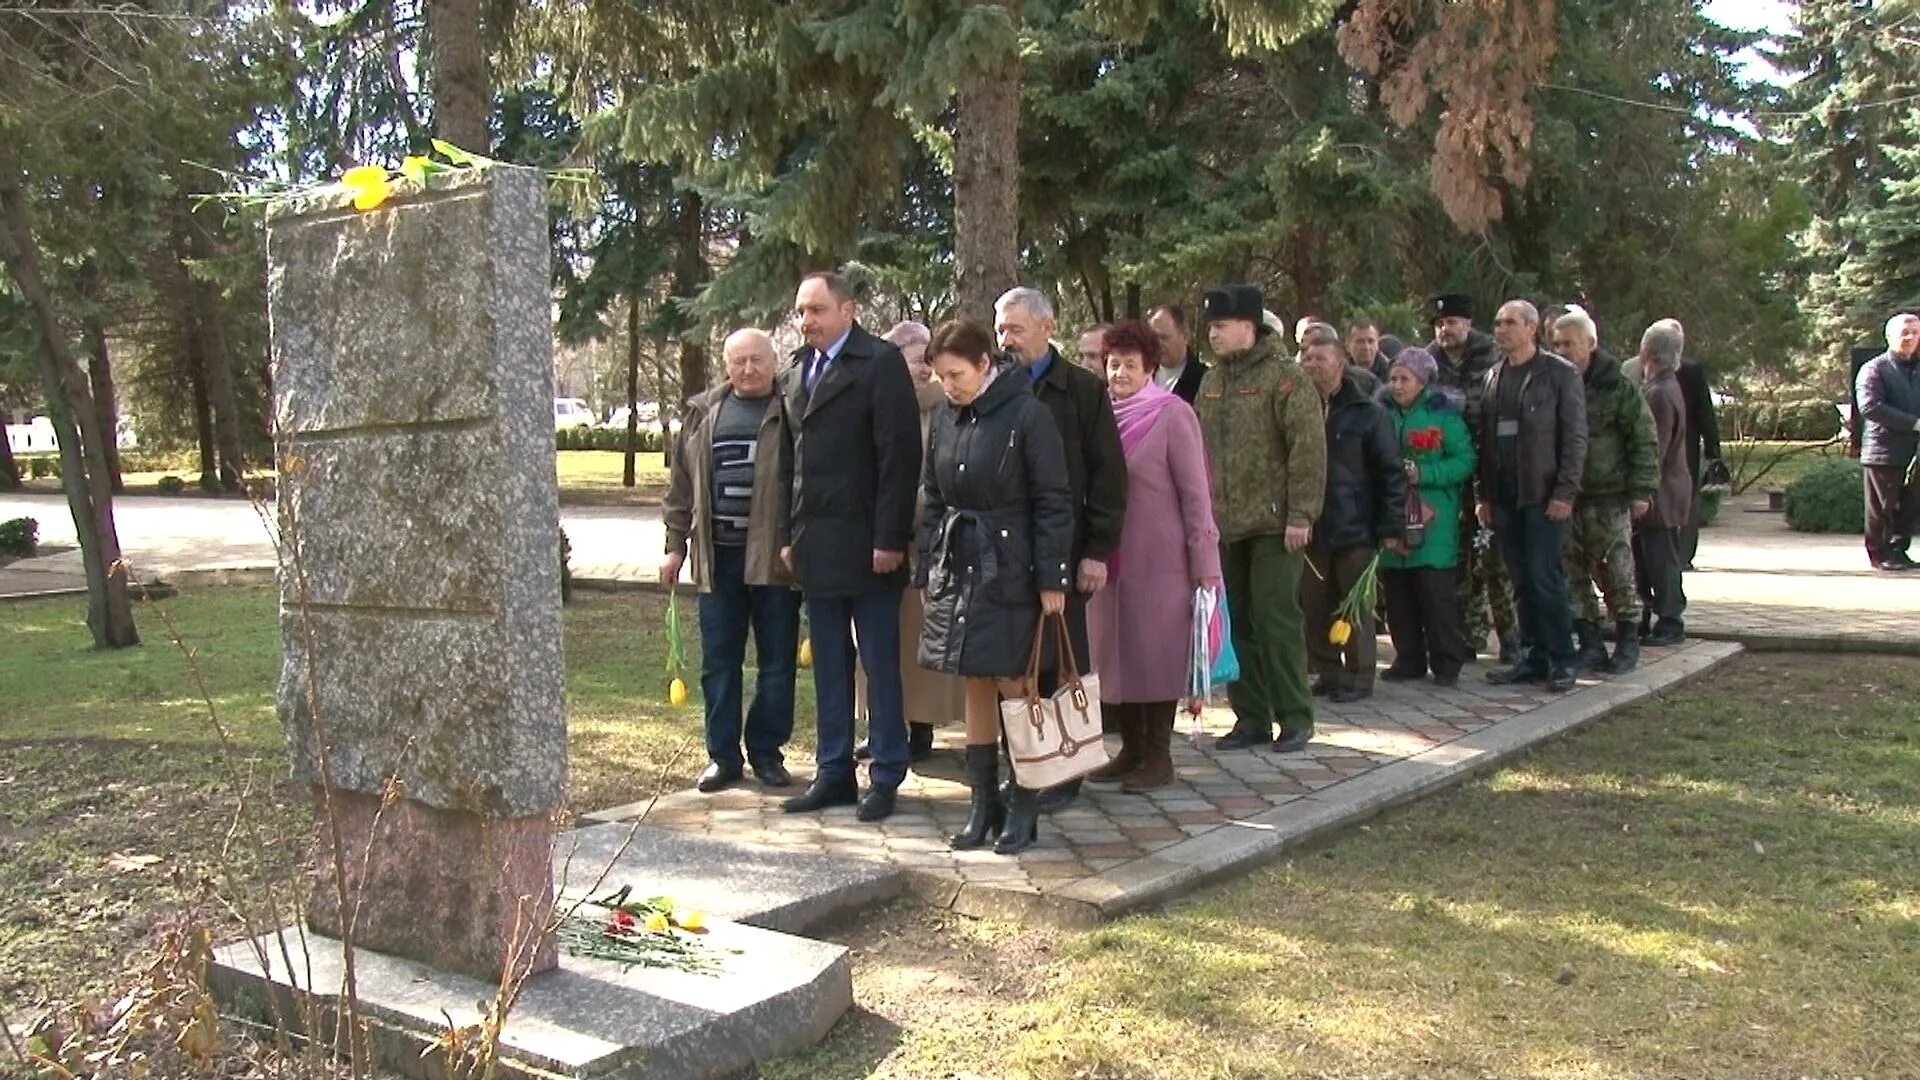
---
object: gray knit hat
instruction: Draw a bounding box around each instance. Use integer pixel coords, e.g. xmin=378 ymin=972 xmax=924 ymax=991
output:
xmin=1391 ymin=346 xmax=1439 ymax=386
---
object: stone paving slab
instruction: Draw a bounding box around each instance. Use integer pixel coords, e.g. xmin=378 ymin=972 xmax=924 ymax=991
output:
xmin=211 ymin=917 xmax=850 ymax=1080
xmin=591 ymin=640 xmax=1742 ymax=924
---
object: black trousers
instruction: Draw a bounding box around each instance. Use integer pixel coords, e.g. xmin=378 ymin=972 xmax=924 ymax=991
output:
xmin=1380 ymin=567 xmax=1467 ymax=678
xmin=1864 ymin=462 xmax=1920 ymax=563
xmin=1633 ymin=526 xmax=1687 ymax=626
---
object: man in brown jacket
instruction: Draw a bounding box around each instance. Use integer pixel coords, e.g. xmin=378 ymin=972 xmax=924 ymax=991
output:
xmin=661 ymin=328 xmax=802 ymax=793
xmin=1633 ymin=320 xmax=1692 ymax=645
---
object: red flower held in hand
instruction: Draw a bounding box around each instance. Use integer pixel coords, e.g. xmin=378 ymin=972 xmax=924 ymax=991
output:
xmin=1408 ymin=427 xmax=1444 ymax=453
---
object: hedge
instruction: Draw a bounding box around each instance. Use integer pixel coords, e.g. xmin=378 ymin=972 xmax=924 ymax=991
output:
xmin=0 ymin=516 xmax=37 ymax=556
xmin=1783 ymin=457 xmax=1865 ymax=534
xmin=555 ymin=427 xmax=665 ymax=453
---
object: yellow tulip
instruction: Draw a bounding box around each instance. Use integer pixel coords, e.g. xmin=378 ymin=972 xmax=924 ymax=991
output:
xmin=797 ymin=638 xmax=813 ymax=668
xmin=340 ymin=165 xmax=391 ymax=212
xmin=675 ymin=909 xmax=706 ymax=932
xmin=351 ymin=183 xmax=391 ymax=211
xmin=668 ymin=677 xmax=688 ymax=705
xmin=644 ymin=911 xmax=670 ymax=933
xmin=1328 ymin=618 xmax=1352 ymax=646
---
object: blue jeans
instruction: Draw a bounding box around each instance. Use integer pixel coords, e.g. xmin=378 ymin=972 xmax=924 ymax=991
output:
xmin=808 ymin=588 xmax=907 ymax=789
xmin=1494 ymin=502 xmax=1575 ymax=670
xmin=698 ymin=545 xmax=802 ymax=770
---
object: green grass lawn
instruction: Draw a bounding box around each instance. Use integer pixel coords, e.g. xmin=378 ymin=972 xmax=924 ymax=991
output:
xmin=0 ymin=586 xmax=804 ymax=1015
xmin=7 ymin=586 xmax=1917 ymax=1079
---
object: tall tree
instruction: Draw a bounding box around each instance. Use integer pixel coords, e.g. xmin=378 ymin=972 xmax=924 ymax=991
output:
xmin=427 ymin=0 xmax=490 ymax=150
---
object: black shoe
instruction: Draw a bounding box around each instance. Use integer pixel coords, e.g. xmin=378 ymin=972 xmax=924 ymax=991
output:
xmin=751 ymin=761 xmax=793 ymax=788
xmin=1330 ymin=685 xmax=1372 ymax=704
xmin=781 ymin=777 xmax=859 ymax=814
xmin=1643 ymin=621 xmax=1685 ymax=647
xmin=1485 ymin=663 xmax=1547 ymax=686
xmin=1213 ymin=725 xmax=1271 ymax=752
xmin=994 ymin=786 xmax=1039 ymax=855
xmin=696 ymin=762 xmax=743 ymax=793
xmin=1875 ymin=558 xmax=1914 ymax=572
xmin=950 ymin=745 xmax=1005 ymax=850
xmin=1545 ymin=666 xmax=1577 ymax=693
xmin=1310 ymin=675 xmax=1338 ymax=697
xmin=853 ymin=740 xmax=873 ymax=761
xmin=1573 ymin=619 xmax=1609 ymax=673
xmin=1497 ymin=640 xmax=1521 ymax=666
xmin=1381 ymin=664 xmax=1425 ymax=682
xmin=1271 ymin=724 xmax=1315 ymax=753
xmin=908 ymin=722 xmax=936 ymax=762
xmin=1036 ymin=779 xmax=1081 ymax=813
xmin=855 ymin=786 xmax=897 ymax=822
xmin=1603 ymin=620 xmax=1640 ymax=674
xmin=1432 ymin=670 xmax=1460 ymax=688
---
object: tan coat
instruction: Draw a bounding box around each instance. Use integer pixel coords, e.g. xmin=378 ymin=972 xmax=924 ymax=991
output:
xmin=662 ymin=385 xmax=794 ymax=593
xmin=1642 ymin=367 xmax=1693 ymax=529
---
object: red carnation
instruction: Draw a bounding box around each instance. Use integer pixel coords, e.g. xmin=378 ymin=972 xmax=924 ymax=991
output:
xmin=1408 ymin=427 xmax=1444 ymax=453
xmin=606 ymin=909 xmax=637 ymax=935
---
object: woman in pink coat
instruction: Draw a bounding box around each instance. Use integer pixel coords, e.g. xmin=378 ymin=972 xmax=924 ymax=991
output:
xmin=1086 ymin=320 xmax=1222 ymax=792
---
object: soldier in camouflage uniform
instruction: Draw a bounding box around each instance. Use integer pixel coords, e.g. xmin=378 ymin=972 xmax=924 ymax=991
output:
xmin=1551 ymin=307 xmax=1655 ymax=673
xmin=1425 ymin=293 xmax=1520 ymax=662
xmin=1195 ymin=284 xmax=1327 ymax=754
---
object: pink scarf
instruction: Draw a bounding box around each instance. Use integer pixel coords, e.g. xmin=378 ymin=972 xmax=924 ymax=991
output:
xmin=1113 ymin=379 xmax=1178 ymax=458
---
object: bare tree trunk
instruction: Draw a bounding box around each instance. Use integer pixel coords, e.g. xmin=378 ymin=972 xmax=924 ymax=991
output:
xmin=190 ymin=356 xmax=216 ymax=489
xmin=0 ymin=408 xmax=20 ymax=490
xmin=951 ymin=0 xmax=1023 ymax=324
xmin=184 ymin=214 xmax=245 ymax=491
xmin=623 ymin=294 xmax=640 ymax=488
xmin=0 ymin=141 xmax=138 ymax=648
xmin=672 ymin=190 xmax=709 ymax=402
xmin=427 ymin=0 xmax=490 ymax=154
xmin=79 ymin=260 xmax=124 ymax=493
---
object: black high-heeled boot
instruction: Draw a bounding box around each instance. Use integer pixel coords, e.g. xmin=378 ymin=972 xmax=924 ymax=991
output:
xmin=994 ymin=783 xmax=1040 ymax=855
xmin=949 ymin=744 xmax=1005 ymax=850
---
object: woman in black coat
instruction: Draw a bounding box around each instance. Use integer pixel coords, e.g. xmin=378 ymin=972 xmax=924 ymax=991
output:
xmin=915 ymin=319 xmax=1074 ymax=855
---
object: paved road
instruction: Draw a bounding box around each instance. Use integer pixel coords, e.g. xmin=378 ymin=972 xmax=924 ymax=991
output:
xmin=0 ymin=492 xmax=667 ymax=582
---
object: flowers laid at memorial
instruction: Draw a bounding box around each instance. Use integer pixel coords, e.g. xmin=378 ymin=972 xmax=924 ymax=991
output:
xmin=557 ymin=886 xmax=717 ymax=972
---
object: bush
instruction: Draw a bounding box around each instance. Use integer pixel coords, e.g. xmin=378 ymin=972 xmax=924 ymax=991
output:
xmin=0 ymin=516 xmax=37 ymax=556
xmin=554 ymin=428 xmax=664 ymax=454
xmin=1724 ymin=399 xmax=1843 ymax=442
xmin=156 ymin=475 xmax=187 ymax=495
xmin=1784 ymin=457 xmax=1865 ymax=534
xmin=28 ymin=456 xmax=58 ymax=480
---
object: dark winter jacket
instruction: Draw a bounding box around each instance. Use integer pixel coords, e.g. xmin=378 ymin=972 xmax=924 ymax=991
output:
xmin=778 ymin=322 xmax=923 ymax=598
xmin=1476 ymin=349 xmax=1588 ymax=509
xmin=1024 ymin=346 xmax=1128 ymax=565
xmin=915 ymin=364 xmax=1075 ymax=679
xmin=1167 ymin=348 xmax=1210 ymax=405
xmin=1679 ymin=358 xmax=1722 ymax=479
xmin=1855 ymin=350 xmax=1920 ymax=468
xmin=1576 ymin=349 xmax=1657 ymax=508
xmin=1427 ymin=328 xmax=1501 ymax=507
xmin=1314 ymin=370 xmax=1406 ymax=553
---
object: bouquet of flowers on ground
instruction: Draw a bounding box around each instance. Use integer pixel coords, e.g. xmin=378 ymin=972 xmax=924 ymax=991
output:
xmin=557 ymin=885 xmax=717 ymax=972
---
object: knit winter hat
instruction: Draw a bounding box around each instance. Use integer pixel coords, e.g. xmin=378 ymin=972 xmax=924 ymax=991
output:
xmin=1391 ymin=346 xmax=1439 ymax=386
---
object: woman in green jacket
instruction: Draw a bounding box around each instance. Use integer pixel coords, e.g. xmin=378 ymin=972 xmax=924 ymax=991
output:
xmin=1377 ymin=347 xmax=1477 ymax=686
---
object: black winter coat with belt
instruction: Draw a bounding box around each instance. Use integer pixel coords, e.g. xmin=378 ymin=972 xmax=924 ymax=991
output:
xmin=1315 ymin=369 xmax=1406 ymax=552
xmin=914 ymin=363 xmax=1076 ymax=679
xmin=779 ymin=323 xmax=924 ymax=598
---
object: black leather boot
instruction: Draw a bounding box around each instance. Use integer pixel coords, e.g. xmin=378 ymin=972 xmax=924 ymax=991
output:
xmin=1573 ymin=619 xmax=1609 ymax=673
xmin=1605 ymin=619 xmax=1640 ymax=674
xmin=908 ymin=722 xmax=936 ymax=762
xmin=949 ymin=744 xmax=1004 ymax=850
xmin=994 ymin=784 xmax=1040 ymax=855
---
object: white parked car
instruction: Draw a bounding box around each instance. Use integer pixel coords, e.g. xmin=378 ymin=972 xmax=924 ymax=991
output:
xmin=603 ymin=404 xmax=678 ymax=435
xmin=553 ymin=397 xmax=595 ymax=430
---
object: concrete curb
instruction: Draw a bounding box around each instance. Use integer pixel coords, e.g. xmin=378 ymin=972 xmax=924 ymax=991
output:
xmin=1689 ymin=628 xmax=1920 ymax=657
xmin=934 ymin=642 xmax=1744 ymax=926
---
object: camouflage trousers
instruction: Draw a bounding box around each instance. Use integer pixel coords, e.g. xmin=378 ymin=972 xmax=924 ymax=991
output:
xmin=1564 ymin=502 xmax=1641 ymax=625
xmin=1458 ymin=517 xmax=1519 ymax=650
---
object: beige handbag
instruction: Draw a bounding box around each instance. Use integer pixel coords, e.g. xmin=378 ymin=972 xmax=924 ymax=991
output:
xmin=1000 ymin=613 xmax=1110 ymax=787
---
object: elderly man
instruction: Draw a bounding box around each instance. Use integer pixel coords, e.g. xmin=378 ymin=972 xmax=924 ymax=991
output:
xmin=1296 ymin=325 xmax=1404 ymax=702
xmin=1347 ymin=319 xmax=1393 ymax=385
xmin=661 ymin=329 xmax=802 ymax=793
xmin=1857 ymin=313 xmax=1920 ymax=572
xmin=1550 ymin=306 xmax=1655 ymax=674
xmin=778 ymin=272 xmax=923 ymax=822
xmin=995 ymin=287 xmax=1127 ymax=809
xmin=1477 ymin=300 xmax=1587 ymax=692
xmin=1196 ymin=284 xmax=1326 ymax=752
xmin=1426 ymin=292 xmax=1522 ymax=665
xmin=1635 ymin=320 xmax=1692 ymax=641
xmin=1148 ymin=304 xmax=1210 ymax=403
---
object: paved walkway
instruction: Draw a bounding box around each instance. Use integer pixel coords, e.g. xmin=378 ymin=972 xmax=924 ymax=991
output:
xmin=586 ymin=640 xmax=1738 ymax=923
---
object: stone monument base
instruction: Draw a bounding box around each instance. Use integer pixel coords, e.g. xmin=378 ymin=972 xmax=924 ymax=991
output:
xmin=304 ymin=788 xmax=559 ymax=982
xmin=210 ymin=918 xmax=851 ymax=1080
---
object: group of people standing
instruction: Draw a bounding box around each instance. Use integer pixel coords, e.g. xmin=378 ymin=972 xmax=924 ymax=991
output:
xmin=660 ymin=270 xmax=1718 ymax=855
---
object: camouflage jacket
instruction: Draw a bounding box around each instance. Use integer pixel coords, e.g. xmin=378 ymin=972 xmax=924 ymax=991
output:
xmin=1195 ymin=334 xmax=1327 ymax=543
xmin=1579 ymin=349 xmax=1657 ymax=507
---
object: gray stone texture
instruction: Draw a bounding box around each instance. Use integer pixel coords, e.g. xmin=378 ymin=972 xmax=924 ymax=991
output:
xmin=210 ymin=916 xmax=852 ymax=1080
xmin=268 ymin=165 xmax=564 ymax=819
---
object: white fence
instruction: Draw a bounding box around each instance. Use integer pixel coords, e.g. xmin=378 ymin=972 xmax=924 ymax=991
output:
xmin=5 ymin=416 xmax=140 ymax=455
